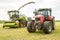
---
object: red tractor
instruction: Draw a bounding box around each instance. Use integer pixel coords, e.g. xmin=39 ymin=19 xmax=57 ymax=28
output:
xmin=27 ymin=8 xmax=55 ymax=34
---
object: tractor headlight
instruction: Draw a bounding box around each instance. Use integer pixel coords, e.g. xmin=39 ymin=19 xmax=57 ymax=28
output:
xmin=35 ymin=18 xmax=40 ymax=21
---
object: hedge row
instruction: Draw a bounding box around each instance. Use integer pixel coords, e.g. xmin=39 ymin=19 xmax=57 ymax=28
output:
xmin=55 ymin=20 xmax=60 ymax=22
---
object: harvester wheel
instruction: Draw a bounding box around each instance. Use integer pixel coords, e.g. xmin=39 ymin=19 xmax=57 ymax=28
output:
xmin=3 ymin=26 xmax=5 ymax=28
xmin=27 ymin=21 xmax=36 ymax=33
xmin=19 ymin=20 xmax=24 ymax=27
xmin=43 ymin=21 xmax=52 ymax=34
xmin=20 ymin=22 xmax=24 ymax=27
xmin=25 ymin=21 xmax=27 ymax=27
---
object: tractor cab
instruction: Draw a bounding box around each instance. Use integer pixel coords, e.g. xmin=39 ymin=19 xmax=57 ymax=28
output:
xmin=8 ymin=10 xmax=19 ymax=21
xmin=33 ymin=8 xmax=52 ymax=21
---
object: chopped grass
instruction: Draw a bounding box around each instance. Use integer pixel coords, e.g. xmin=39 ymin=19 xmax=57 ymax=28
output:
xmin=0 ymin=22 xmax=60 ymax=40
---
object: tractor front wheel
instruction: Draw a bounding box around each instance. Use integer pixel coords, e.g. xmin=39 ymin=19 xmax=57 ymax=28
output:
xmin=43 ymin=21 xmax=52 ymax=34
xmin=27 ymin=21 xmax=36 ymax=33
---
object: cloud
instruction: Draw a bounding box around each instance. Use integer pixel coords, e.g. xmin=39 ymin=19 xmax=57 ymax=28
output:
xmin=0 ymin=0 xmax=21 ymax=3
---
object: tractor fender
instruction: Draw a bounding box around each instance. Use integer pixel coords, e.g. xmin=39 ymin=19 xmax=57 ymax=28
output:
xmin=27 ymin=20 xmax=35 ymax=25
xmin=49 ymin=16 xmax=54 ymax=20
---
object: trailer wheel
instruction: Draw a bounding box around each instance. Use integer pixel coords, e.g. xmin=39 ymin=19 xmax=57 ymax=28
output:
xmin=43 ymin=21 xmax=52 ymax=34
xmin=27 ymin=21 xmax=36 ymax=33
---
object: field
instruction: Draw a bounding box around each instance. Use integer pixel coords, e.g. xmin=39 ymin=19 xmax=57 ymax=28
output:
xmin=0 ymin=22 xmax=60 ymax=40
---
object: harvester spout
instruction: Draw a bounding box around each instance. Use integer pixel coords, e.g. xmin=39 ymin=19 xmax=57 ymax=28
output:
xmin=18 ymin=2 xmax=35 ymax=10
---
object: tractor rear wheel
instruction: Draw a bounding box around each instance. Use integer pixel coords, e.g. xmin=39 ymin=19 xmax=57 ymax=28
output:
xmin=43 ymin=21 xmax=52 ymax=34
xmin=52 ymin=20 xmax=55 ymax=30
xmin=27 ymin=21 xmax=36 ymax=33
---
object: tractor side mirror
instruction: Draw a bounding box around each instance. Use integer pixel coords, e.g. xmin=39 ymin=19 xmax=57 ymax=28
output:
xmin=33 ymin=9 xmax=37 ymax=13
xmin=33 ymin=11 xmax=35 ymax=14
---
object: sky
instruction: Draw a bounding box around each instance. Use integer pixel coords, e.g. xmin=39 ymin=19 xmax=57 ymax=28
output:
xmin=0 ymin=0 xmax=60 ymax=20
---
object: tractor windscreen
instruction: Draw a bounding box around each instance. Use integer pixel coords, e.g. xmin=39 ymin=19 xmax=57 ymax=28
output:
xmin=38 ymin=10 xmax=48 ymax=15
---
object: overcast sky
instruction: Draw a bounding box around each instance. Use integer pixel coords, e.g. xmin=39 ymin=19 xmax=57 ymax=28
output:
xmin=0 ymin=0 xmax=60 ymax=20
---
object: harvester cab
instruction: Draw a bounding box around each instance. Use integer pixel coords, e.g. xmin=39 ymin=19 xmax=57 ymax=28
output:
xmin=8 ymin=10 xmax=19 ymax=21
